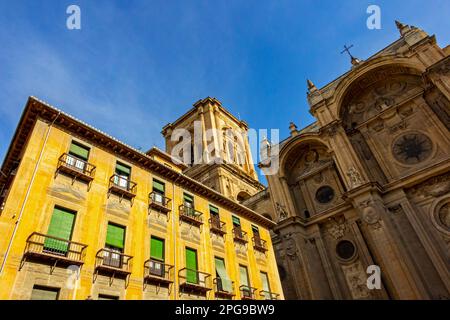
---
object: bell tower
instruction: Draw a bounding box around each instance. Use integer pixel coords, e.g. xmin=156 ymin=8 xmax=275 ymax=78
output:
xmin=162 ymin=97 xmax=264 ymax=201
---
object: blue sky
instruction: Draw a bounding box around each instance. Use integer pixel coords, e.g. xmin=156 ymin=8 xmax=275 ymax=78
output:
xmin=1 ymin=1 xmax=449 ymax=181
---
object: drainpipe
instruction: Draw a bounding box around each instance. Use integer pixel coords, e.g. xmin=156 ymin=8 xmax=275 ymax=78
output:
xmin=172 ymin=174 xmax=182 ymax=300
xmin=0 ymin=112 xmax=61 ymax=275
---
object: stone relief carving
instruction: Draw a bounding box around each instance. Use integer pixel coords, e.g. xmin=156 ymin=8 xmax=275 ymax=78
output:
xmin=408 ymin=173 xmax=450 ymax=198
xmin=438 ymin=203 xmax=450 ymax=230
xmin=283 ymin=233 xmax=298 ymax=260
xmin=388 ymin=120 xmax=409 ymax=134
xmin=325 ymin=216 xmax=347 ymax=240
xmin=343 ymin=72 xmax=422 ymax=130
xmin=341 ymin=261 xmax=371 ymax=299
xmin=276 ymin=202 xmax=288 ymax=221
xmin=347 ymin=167 xmax=363 ymax=188
xmin=358 ymin=200 xmax=382 ymax=230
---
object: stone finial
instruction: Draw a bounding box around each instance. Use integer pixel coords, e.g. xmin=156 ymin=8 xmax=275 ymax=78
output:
xmin=307 ymin=79 xmax=318 ymax=94
xmin=395 ymin=20 xmax=412 ymax=36
xmin=289 ymin=122 xmax=299 ymax=136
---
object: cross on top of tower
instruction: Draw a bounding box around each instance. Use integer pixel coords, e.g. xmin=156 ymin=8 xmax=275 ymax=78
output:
xmin=341 ymin=44 xmax=355 ymax=59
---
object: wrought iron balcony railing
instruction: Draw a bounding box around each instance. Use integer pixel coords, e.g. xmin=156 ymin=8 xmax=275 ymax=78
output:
xmin=108 ymin=174 xmax=137 ymax=200
xmin=149 ymin=191 xmax=171 ymax=213
xmin=259 ymin=290 xmax=280 ymax=300
xmin=232 ymin=227 xmax=248 ymax=244
xmin=95 ymin=248 xmax=133 ymax=276
xmin=209 ymin=217 xmax=226 ymax=236
xmin=56 ymin=153 xmax=96 ymax=183
xmin=179 ymin=205 xmax=203 ymax=226
xmin=213 ymin=278 xmax=235 ymax=299
xmin=239 ymin=285 xmax=258 ymax=300
xmin=144 ymin=259 xmax=174 ymax=285
xmin=178 ymin=268 xmax=212 ymax=293
xmin=21 ymin=232 xmax=87 ymax=269
xmin=252 ymin=236 xmax=268 ymax=252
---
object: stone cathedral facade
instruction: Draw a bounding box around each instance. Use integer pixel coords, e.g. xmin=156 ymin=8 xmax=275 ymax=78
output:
xmin=246 ymin=22 xmax=450 ymax=299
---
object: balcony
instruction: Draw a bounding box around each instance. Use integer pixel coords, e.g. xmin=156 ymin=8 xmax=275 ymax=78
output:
xmin=21 ymin=232 xmax=87 ymax=269
xmin=178 ymin=268 xmax=212 ymax=294
xmin=149 ymin=191 xmax=171 ymax=213
xmin=55 ymin=153 xmax=96 ymax=184
xmin=260 ymin=290 xmax=280 ymax=300
xmin=209 ymin=217 xmax=226 ymax=236
xmin=179 ymin=205 xmax=203 ymax=227
xmin=214 ymin=278 xmax=235 ymax=299
xmin=94 ymin=248 xmax=133 ymax=278
xmin=252 ymin=236 xmax=268 ymax=253
xmin=240 ymin=285 xmax=258 ymax=300
xmin=108 ymin=174 xmax=137 ymax=202
xmin=232 ymin=228 xmax=248 ymax=244
xmin=144 ymin=259 xmax=174 ymax=286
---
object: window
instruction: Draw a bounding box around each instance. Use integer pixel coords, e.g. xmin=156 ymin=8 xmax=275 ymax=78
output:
xmin=215 ymin=257 xmax=232 ymax=293
xmin=152 ymin=179 xmax=165 ymax=204
xmin=183 ymin=193 xmax=195 ymax=215
xmin=315 ymin=186 xmax=335 ymax=204
xmin=114 ymin=162 xmax=131 ymax=188
xmin=232 ymin=216 xmax=241 ymax=228
xmin=232 ymin=215 xmax=243 ymax=238
xmin=185 ymin=247 xmax=198 ymax=284
xmin=150 ymin=237 xmax=165 ymax=277
xmin=44 ymin=207 xmax=76 ymax=255
xmin=67 ymin=141 xmax=90 ymax=171
xmin=210 ymin=205 xmax=220 ymax=228
xmin=30 ymin=285 xmax=60 ymax=300
xmin=260 ymin=272 xmax=271 ymax=299
xmin=252 ymin=225 xmax=262 ymax=247
xmin=104 ymin=223 xmax=125 ymax=268
xmin=239 ymin=265 xmax=251 ymax=298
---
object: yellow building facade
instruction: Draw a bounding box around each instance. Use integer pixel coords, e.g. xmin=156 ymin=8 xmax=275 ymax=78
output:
xmin=0 ymin=97 xmax=283 ymax=300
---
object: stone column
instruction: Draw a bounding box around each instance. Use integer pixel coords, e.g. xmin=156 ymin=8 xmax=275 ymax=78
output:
xmin=352 ymin=191 xmax=422 ymax=299
xmin=323 ymin=122 xmax=368 ymax=190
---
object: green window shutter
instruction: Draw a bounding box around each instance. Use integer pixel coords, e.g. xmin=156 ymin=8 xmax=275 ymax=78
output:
xmin=150 ymin=237 xmax=164 ymax=261
xmin=209 ymin=205 xmax=219 ymax=215
xmin=183 ymin=193 xmax=194 ymax=203
xmin=106 ymin=223 xmax=125 ymax=249
xmin=232 ymin=216 xmax=241 ymax=226
xmin=239 ymin=265 xmax=249 ymax=287
xmin=44 ymin=207 xmax=76 ymax=253
xmin=69 ymin=142 xmax=89 ymax=160
xmin=260 ymin=272 xmax=270 ymax=292
xmin=185 ymin=248 xmax=198 ymax=284
xmin=153 ymin=180 xmax=165 ymax=193
xmin=30 ymin=287 xmax=59 ymax=300
xmin=116 ymin=162 xmax=131 ymax=176
xmin=215 ymin=257 xmax=232 ymax=293
xmin=252 ymin=225 xmax=260 ymax=235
